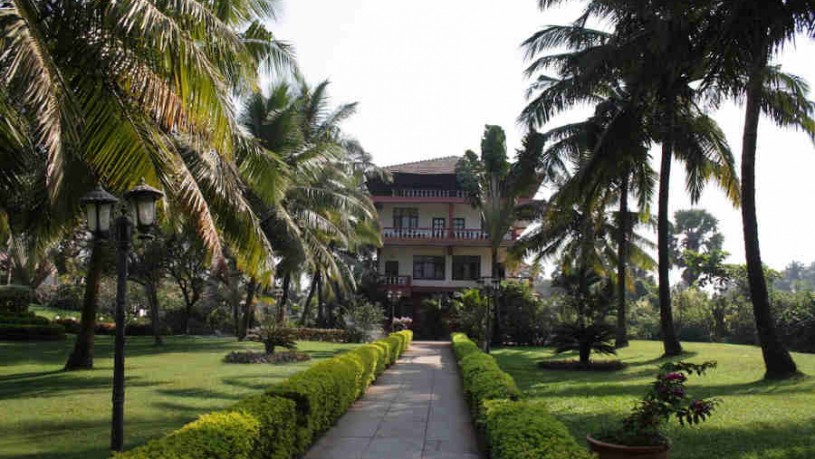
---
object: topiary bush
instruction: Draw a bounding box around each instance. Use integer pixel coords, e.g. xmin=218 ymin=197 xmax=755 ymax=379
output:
xmin=0 ymin=285 xmax=33 ymax=314
xmin=228 ymin=394 xmax=298 ymax=459
xmin=452 ymin=332 xmax=481 ymax=360
xmin=459 ymin=352 xmax=520 ymax=421
xmin=484 ymin=400 xmax=594 ymax=459
xmin=113 ymin=411 xmax=260 ymax=459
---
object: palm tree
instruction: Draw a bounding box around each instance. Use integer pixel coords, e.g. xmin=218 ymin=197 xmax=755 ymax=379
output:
xmin=522 ymin=1 xmax=740 ymax=357
xmin=1 ymin=0 xmax=295 ymax=369
xmin=240 ymin=80 xmax=381 ymax=325
xmin=539 ymin=87 xmax=656 ymax=347
xmin=703 ymin=0 xmax=815 ymax=378
xmin=456 ymin=125 xmax=543 ymax=345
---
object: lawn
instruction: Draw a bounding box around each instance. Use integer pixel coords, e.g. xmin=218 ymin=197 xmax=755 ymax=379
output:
xmin=493 ymin=340 xmax=815 ymax=459
xmin=0 ymin=336 xmax=358 ymax=459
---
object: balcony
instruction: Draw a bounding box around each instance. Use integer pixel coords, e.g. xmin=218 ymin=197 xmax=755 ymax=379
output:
xmin=372 ymin=189 xmax=467 ymax=203
xmin=381 ymin=275 xmax=412 ymax=295
xmin=382 ymin=227 xmax=514 ymax=243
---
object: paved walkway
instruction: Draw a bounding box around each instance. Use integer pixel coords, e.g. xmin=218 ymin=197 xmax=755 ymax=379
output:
xmin=304 ymin=341 xmax=481 ymax=459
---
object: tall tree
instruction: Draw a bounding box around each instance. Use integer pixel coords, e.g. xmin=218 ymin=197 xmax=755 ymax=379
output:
xmin=522 ymin=0 xmax=739 ymax=356
xmin=705 ymin=0 xmax=815 ymax=378
xmin=456 ymin=125 xmax=543 ymax=345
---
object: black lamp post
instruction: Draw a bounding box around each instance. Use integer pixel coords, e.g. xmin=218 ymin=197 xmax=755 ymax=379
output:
xmin=479 ymin=276 xmax=497 ymax=354
xmin=81 ymin=180 xmax=163 ymax=453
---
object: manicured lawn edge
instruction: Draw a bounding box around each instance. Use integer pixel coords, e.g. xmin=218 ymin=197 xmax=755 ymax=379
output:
xmin=114 ymin=331 xmax=413 ymax=459
xmin=450 ymin=333 xmax=592 ymax=459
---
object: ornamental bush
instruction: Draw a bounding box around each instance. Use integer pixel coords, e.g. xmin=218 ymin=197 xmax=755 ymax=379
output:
xmin=0 ymin=323 xmax=66 ymax=341
xmin=228 ymin=394 xmax=298 ymax=459
xmin=484 ymin=400 xmax=594 ymax=459
xmin=0 ymin=285 xmax=33 ymax=314
xmin=114 ymin=411 xmax=260 ymax=459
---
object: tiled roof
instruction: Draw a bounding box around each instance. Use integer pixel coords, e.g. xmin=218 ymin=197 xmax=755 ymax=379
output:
xmin=385 ymin=156 xmax=461 ymax=175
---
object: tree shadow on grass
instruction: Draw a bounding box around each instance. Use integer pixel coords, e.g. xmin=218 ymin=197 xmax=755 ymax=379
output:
xmin=0 ymin=373 xmax=159 ymax=400
xmin=552 ymin=410 xmax=815 ymax=459
xmin=155 ymin=387 xmax=244 ymax=401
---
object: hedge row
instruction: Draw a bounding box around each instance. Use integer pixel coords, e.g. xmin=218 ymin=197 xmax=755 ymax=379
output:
xmin=115 ymin=330 xmax=413 ymax=459
xmin=0 ymin=323 xmax=66 ymax=341
xmin=450 ymin=333 xmax=591 ymax=459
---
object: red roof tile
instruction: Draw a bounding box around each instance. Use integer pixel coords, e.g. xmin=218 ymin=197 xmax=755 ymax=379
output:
xmin=385 ymin=156 xmax=461 ymax=175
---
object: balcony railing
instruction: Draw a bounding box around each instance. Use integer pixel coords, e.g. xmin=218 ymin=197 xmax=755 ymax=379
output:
xmin=382 ymin=227 xmax=513 ymax=241
xmin=389 ymin=189 xmax=465 ymax=198
xmin=382 ymin=275 xmax=412 ymax=286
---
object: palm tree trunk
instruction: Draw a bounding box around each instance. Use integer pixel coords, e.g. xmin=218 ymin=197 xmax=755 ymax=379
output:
xmin=658 ymin=101 xmax=683 ymax=356
xmin=145 ymin=281 xmax=163 ymax=346
xmin=742 ymin=45 xmax=797 ymax=379
xmin=299 ymin=271 xmax=319 ymax=326
xmin=276 ymin=274 xmax=290 ymax=324
xmin=490 ymin=246 xmax=501 ymax=345
xmin=615 ymin=176 xmax=630 ymax=348
xmin=241 ymin=277 xmax=257 ymax=339
xmin=65 ymin=241 xmax=104 ymax=370
xmin=316 ymin=272 xmax=325 ymax=327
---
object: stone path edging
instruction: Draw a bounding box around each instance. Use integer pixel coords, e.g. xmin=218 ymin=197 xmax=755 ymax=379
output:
xmin=304 ymin=341 xmax=481 ymax=459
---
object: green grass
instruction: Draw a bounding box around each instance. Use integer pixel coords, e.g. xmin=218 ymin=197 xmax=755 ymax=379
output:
xmin=28 ymin=304 xmax=83 ymax=320
xmin=0 ymin=336 xmax=358 ymax=459
xmin=493 ymin=340 xmax=815 ymax=459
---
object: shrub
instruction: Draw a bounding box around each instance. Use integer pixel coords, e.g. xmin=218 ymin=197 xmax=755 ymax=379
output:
xmin=224 ymin=351 xmax=311 ymax=364
xmin=0 ymin=311 xmax=50 ymax=325
xmin=339 ymin=299 xmax=385 ymax=343
xmin=384 ymin=335 xmax=402 ymax=363
xmin=392 ymin=316 xmax=413 ymax=332
xmin=484 ymin=400 xmax=594 ymax=459
xmin=0 ymin=285 xmax=33 ymax=314
xmin=351 ymin=344 xmax=383 ymax=388
xmin=113 ymin=411 xmax=260 ymax=459
xmin=499 ymin=280 xmax=550 ymax=346
xmin=286 ymin=328 xmax=349 ymax=342
xmin=46 ymin=283 xmax=83 ymax=311
xmin=451 ymin=332 xmax=481 ymax=360
xmin=228 ymin=394 xmax=298 ymax=459
xmin=247 ymin=321 xmax=297 ymax=354
xmin=372 ymin=339 xmax=393 ymax=366
xmin=459 ymin=352 xmax=520 ymax=421
xmin=449 ymin=288 xmax=489 ymax=346
xmin=0 ymin=323 xmax=66 ymax=341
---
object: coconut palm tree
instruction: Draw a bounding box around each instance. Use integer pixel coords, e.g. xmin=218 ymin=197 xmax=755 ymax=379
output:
xmin=456 ymin=125 xmax=544 ymax=345
xmin=240 ymin=80 xmax=381 ymax=325
xmin=1 ymin=0 xmax=295 ymax=369
xmin=539 ymin=86 xmax=656 ymax=347
xmin=702 ymin=0 xmax=815 ymax=378
xmin=522 ymin=1 xmax=739 ymax=356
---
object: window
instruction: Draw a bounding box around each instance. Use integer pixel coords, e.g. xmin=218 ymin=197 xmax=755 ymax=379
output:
xmin=432 ymin=218 xmax=446 ymax=237
xmin=453 ymin=218 xmax=465 ymax=230
xmin=413 ymin=256 xmax=445 ymax=280
xmin=452 ymin=256 xmax=481 ymax=280
xmin=392 ymin=208 xmax=418 ymax=229
xmin=384 ymin=261 xmax=399 ymax=276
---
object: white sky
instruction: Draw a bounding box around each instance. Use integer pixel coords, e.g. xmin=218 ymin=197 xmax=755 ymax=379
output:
xmin=273 ymin=0 xmax=815 ymax=271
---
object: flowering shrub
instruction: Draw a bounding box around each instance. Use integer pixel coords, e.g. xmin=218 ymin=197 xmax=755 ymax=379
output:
xmin=391 ymin=316 xmax=413 ymax=331
xmin=602 ymin=360 xmax=720 ymax=446
xmin=224 ymin=350 xmax=311 ymax=364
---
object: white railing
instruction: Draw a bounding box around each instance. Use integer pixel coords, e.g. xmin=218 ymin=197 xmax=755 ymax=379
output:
xmin=382 ymin=228 xmax=514 ymax=240
xmin=382 ymin=275 xmax=411 ymax=286
xmin=391 ymin=189 xmax=465 ymax=198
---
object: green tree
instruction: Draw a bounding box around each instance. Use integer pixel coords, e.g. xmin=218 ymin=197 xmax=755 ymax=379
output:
xmin=705 ymin=0 xmax=815 ymax=378
xmin=456 ymin=125 xmax=543 ymax=345
xmin=523 ymin=0 xmax=740 ymax=357
xmin=672 ymin=209 xmax=725 ymax=286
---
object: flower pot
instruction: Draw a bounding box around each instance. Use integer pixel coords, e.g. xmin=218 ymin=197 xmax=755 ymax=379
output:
xmin=587 ymin=435 xmax=670 ymax=459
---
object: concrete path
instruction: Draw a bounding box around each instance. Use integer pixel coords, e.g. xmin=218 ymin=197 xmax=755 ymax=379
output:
xmin=304 ymin=341 xmax=481 ymax=459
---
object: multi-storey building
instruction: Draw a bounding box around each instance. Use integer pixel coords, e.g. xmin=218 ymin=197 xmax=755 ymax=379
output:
xmin=367 ymin=156 xmax=531 ymax=322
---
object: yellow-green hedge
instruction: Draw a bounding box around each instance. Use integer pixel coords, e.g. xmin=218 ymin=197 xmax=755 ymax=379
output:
xmin=115 ymin=331 xmax=413 ymax=459
xmin=450 ymin=333 xmax=591 ymax=459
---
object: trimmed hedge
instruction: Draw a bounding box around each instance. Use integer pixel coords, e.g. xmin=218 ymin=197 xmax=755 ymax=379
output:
xmin=484 ymin=400 xmax=594 ymax=459
xmin=114 ymin=411 xmax=260 ymax=459
xmin=451 ymin=333 xmax=591 ymax=459
xmin=115 ymin=331 xmax=413 ymax=459
xmin=0 ymin=312 xmax=50 ymax=325
xmin=0 ymin=323 xmax=66 ymax=341
xmin=228 ymin=395 xmax=298 ymax=459
xmin=0 ymin=284 xmax=33 ymax=314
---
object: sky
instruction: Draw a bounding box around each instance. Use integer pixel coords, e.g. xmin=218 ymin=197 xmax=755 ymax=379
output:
xmin=272 ymin=0 xmax=815 ymax=271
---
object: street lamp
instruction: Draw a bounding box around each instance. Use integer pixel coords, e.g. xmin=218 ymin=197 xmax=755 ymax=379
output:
xmin=478 ymin=276 xmax=498 ymax=354
xmin=81 ymin=181 xmax=163 ymax=452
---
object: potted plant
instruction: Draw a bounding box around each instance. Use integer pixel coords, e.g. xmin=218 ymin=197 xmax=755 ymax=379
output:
xmin=587 ymin=361 xmax=720 ymax=459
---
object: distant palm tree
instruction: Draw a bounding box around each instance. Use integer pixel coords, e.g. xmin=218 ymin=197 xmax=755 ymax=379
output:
xmin=456 ymin=125 xmax=544 ymax=345
xmin=704 ymin=0 xmax=815 ymax=378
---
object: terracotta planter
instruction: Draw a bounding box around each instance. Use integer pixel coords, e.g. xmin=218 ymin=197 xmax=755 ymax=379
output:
xmin=587 ymin=434 xmax=670 ymax=459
